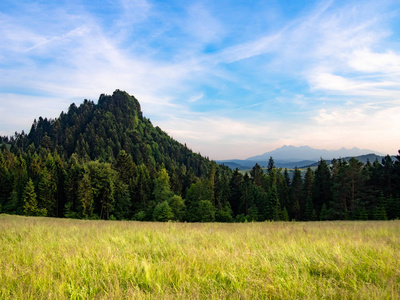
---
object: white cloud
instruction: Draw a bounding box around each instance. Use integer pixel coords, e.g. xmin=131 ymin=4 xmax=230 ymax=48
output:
xmin=153 ymin=113 xmax=285 ymax=159
xmin=304 ymin=103 xmax=400 ymax=155
xmin=308 ymin=72 xmax=400 ymax=98
xmin=348 ymin=48 xmax=400 ymax=74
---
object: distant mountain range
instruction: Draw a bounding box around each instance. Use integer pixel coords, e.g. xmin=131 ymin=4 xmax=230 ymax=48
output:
xmin=246 ymin=145 xmax=384 ymax=162
xmin=217 ymin=145 xmax=389 ymax=170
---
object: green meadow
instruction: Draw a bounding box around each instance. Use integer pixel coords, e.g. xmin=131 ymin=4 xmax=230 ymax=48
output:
xmin=1 ymin=214 xmax=399 ymax=299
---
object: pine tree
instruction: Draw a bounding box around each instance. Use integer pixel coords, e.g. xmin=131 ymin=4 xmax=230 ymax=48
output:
xmin=228 ymin=168 xmax=243 ymax=216
xmin=265 ymin=185 xmax=280 ymax=221
xmin=240 ymin=173 xmax=251 ymax=216
xmin=267 ymin=156 xmax=275 ymax=175
xmin=133 ymin=164 xmax=152 ymax=212
xmin=303 ymin=168 xmax=314 ymax=197
xmin=373 ymin=206 xmax=388 ymax=220
xmin=13 ymin=156 xmax=29 ymax=215
xmin=113 ymin=180 xmax=132 ymax=220
xmin=208 ymin=162 xmax=217 ymax=206
xmin=78 ymin=170 xmax=94 ymax=219
xmin=247 ymin=205 xmax=259 ymax=221
xmin=304 ymin=196 xmax=314 ymax=221
xmin=23 ymin=179 xmax=39 ymax=216
xmin=280 ymin=206 xmax=289 ymax=221
xmin=320 ymin=203 xmax=327 ymax=220
xmin=250 ymin=163 xmax=263 ymax=187
xmin=313 ymin=159 xmax=332 ymax=214
xmin=37 ymin=163 xmax=58 ymax=217
xmin=0 ymin=151 xmax=12 ymax=209
xmin=115 ymin=150 xmax=136 ymax=184
xmin=290 ymin=167 xmax=302 ymax=220
xmin=311 ymin=209 xmax=318 ymax=221
xmin=277 ymin=169 xmax=291 ymax=213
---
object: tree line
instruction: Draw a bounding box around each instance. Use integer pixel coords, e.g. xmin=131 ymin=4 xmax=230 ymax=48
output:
xmin=0 ymin=90 xmax=399 ymax=221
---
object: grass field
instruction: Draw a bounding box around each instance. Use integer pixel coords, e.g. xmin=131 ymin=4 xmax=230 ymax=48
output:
xmin=1 ymin=214 xmax=399 ymax=299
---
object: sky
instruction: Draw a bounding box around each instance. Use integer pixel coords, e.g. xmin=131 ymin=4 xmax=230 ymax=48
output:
xmin=1 ymin=0 xmax=400 ymax=160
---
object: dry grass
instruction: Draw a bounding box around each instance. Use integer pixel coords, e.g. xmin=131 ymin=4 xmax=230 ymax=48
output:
xmin=1 ymin=214 xmax=399 ymax=299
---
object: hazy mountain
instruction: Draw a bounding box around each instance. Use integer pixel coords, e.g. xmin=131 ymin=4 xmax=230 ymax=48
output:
xmin=217 ymin=145 xmax=387 ymax=170
xmin=245 ymin=145 xmax=384 ymax=162
xmin=217 ymin=159 xmax=316 ymax=170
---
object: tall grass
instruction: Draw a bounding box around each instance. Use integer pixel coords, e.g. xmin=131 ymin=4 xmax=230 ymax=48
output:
xmin=1 ymin=214 xmax=399 ymax=299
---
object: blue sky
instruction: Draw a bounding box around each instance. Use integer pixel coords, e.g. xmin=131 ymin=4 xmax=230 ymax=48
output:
xmin=1 ymin=0 xmax=400 ymax=159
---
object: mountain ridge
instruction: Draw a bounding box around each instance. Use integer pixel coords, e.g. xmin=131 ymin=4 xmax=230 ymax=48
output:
xmin=217 ymin=145 xmax=388 ymax=170
xmin=245 ymin=145 xmax=385 ymax=162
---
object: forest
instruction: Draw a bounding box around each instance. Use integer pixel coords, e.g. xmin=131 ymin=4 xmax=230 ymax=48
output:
xmin=1 ymin=90 xmax=399 ymax=221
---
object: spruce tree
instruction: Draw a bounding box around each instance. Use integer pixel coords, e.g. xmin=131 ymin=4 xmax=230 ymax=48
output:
xmin=250 ymin=163 xmax=263 ymax=187
xmin=228 ymin=168 xmax=243 ymax=217
xmin=265 ymin=185 xmax=280 ymax=221
xmin=0 ymin=151 xmax=12 ymax=209
xmin=115 ymin=150 xmax=136 ymax=184
xmin=23 ymin=179 xmax=39 ymax=216
xmin=267 ymin=156 xmax=275 ymax=174
xmin=280 ymin=207 xmax=289 ymax=221
xmin=78 ymin=170 xmax=94 ymax=219
xmin=290 ymin=168 xmax=302 ymax=220
xmin=312 ymin=159 xmax=332 ymax=214
xmin=304 ymin=196 xmax=314 ymax=221
xmin=113 ymin=180 xmax=131 ymax=220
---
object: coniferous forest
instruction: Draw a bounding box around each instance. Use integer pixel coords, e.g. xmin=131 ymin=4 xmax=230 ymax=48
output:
xmin=1 ymin=90 xmax=399 ymax=221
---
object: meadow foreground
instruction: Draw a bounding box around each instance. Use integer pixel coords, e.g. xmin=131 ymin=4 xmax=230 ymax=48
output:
xmin=0 ymin=215 xmax=399 ymax=299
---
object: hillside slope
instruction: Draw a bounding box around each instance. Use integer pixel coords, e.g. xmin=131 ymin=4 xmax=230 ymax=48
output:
xmin=24 ymin=90 xmax=216 ymax=179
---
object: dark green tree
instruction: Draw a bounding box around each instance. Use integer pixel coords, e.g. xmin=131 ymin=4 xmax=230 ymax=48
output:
xmin=132 ymin=164 xmax=152 ymax=213
xmin=265 ymin=185 xmax=280 ymax=221
xmin=11 ymin=156 xmax=29 ymax=214
xmin=0 ymin=151 xmax=13 ymax=210
xmin=64 ymin=154 xmax=83 ymax=218
xmin=228 ymin=168 xmax=243 ymax=216
xmin=250 ymin=163 xmax=263 ymax=187
xmin=280 ymin=206 xmax=289 ymax=221
xmin=312 ymin=159 xmax=332 ymax=214
xmin=304 ymin=196 xmax=315 ymax=221
xmin=87 ymin=161 xmax=117 ymax=219
xmin=115 ymin=150 xmax=136 ymax=184
xmin=267 ymin=156 xmax=275 ymax=175
xmin=113 ymin=179 xmax=132 ymax=220
xmin=23 ymin=179 xmax=40 ymax=216
xmin=77 ymin=169 xmax=94 ymax=219
xmin=290 ymin=167 xmax=302 ymax=220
